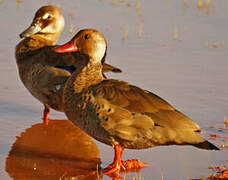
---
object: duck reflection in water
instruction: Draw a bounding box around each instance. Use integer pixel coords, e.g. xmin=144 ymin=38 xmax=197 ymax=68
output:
xmin=5 ymin=119 xmax=102 ymax=180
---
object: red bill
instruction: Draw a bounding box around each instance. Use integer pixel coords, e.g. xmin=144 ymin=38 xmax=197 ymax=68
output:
xmin=54 ymin=40 xmax=78 ymax=53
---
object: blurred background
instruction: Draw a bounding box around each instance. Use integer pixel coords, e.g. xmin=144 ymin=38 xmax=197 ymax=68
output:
xmin=0 ymin=0 xmax=227 ymax=179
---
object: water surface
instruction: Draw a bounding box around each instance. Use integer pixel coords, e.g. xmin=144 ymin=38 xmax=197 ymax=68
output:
xmin=0 ymin=0 xmax=227 ymax=179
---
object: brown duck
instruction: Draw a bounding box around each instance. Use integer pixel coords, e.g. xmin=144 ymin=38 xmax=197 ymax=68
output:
xmin=55 ymin=29 xmax=219 ymax=175
xmin=15 ymin=6 xmax=121 ymax=125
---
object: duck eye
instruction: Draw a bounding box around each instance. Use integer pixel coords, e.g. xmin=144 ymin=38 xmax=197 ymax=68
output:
xmin=84 ymin=34 xmax=90 ymax=39
xmin=48 ymin=15 xmax=52 ymax=19
xmin=43 ymin=13 xmax=52 ymax=19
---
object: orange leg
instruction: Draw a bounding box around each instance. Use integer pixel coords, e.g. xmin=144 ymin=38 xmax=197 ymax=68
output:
xmin=103 ymin=144 xmax=126 ymax=175
xmin=43 ymin=105 xmax=50 ymax=125
xmin=103 ymin=144 xmax=147 ymax=175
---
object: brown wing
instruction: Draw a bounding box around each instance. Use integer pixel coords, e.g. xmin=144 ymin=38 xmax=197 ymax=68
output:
xmin=92 ymin=79 xmax=200 ymax=141
xmin=94 ymin=79 xmax=174 ymax=113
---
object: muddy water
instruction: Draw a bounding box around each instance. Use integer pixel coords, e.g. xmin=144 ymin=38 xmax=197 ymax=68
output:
xmin=0 ymin=0 xmax=228 ymax=179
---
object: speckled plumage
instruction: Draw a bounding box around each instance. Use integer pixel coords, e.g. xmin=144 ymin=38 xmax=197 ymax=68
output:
xmin=59 ymin=29 xmax=219 ymax=151
xmin=55 ymin=29 xmax=219 ymax=174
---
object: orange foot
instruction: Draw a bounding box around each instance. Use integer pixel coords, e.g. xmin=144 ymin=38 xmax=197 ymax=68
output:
xmin=103 ymin=144 xmax=125 ymax=175
xmin=103 ymin=160 xmax=126 ymax=174
xmin=103 ymin=144 xmax=147 ymax=175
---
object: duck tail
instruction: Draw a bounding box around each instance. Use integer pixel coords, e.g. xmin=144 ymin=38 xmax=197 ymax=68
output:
xmin=193 ymin=140 xmax=220 ymax=150
xmin=183 ymin=131 xmax=220 ymax=150
xmin=102 ymin=63 xmax=122 ymax=73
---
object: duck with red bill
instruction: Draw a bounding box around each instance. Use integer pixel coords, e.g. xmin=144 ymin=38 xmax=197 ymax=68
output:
xmin=54 ymin=29 xmax=219 ymax=176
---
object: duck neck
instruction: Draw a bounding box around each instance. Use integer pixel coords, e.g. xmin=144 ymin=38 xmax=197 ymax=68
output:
xmin=68 ymin=59 xmax=104 ymax=94
xmin=29 ymin=34 xmax=58 ymax=46
xmin=35 ymin=32 xmax=61 ymax=45
xmin=15 ymin=35 xmax=56 ymax=63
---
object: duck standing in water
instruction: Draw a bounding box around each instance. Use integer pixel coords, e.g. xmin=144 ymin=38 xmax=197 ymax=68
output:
xmin=54 ymin=29 xmax=219 ymax=175
xmin=15 ymin=6 xmax=121 ymax=125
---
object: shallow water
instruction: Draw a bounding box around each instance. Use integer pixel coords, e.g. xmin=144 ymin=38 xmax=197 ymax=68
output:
xmin=0 ymin=0 xmax=228 ymax=179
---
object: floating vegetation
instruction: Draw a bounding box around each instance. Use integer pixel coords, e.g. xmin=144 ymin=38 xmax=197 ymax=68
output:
xmin=196 ymin=0 xmax=216 ymax=15
xmin=180 ymin=0 xmax=215 ymax=15
xmin=204 ymin=0 xmax=211 ymax=14
xmin=135 ymin=0 xmax=141 ymax=11
xmin=121 ymin=26 xmax=129 ymax=41
xmin=206 ymin=165 xmax=228 ymax=179
xmin=135 ymin=0 xmax=143 ymax=18
xmin=137 ymin=22 xmax=143 ymax=39
xmin=126 ymin=2 xmax=131 ymax=7
xmin=194 ymin=117 xmax=228 ymax=179
xmin=209 ymin=133 xmax=220 ymax=140
xmin=173 ymin=23 xmax=179 ymax=41
xmin=17 ymin=0 xmax=22 ymax=8
xmin=205 ymin=0 xmax=210 ymax=9
xmin=98 ymin=0 xmax=144 ymax=39
xmin=135 ymin=0 xmax=143 ymax=38
xmin=224 ymin=116 xmax=228 ymax=125
xmin=112 ymin=0 xmax=117 ymax=6
xmin=207 ymin=118 xmax=228 ymax=150
xmin=205 ymin=41 xmax=225 ymax=49
xmin=197 ymin=0 xmax=203 ymax=9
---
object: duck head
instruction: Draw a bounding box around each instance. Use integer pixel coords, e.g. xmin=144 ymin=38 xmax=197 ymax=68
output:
xmin=55 ymin=29 xmax=107 ymax=64
xmin=20 ymin=5 xmax=65 ymax=44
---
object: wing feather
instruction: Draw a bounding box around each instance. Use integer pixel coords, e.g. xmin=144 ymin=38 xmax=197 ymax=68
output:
xmin=92 ymin=79 xmax=200 ymax=140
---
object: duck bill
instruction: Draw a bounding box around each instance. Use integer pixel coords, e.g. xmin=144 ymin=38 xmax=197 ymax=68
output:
xmin=54 ymin=40 xmax=78 ymax=53
xmin=20 ymin=23 xmax=42 ymax=38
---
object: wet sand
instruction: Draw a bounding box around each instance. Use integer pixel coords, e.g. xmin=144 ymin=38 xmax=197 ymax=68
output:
xmin=0 ymin=0 xmax=227 ymax=179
